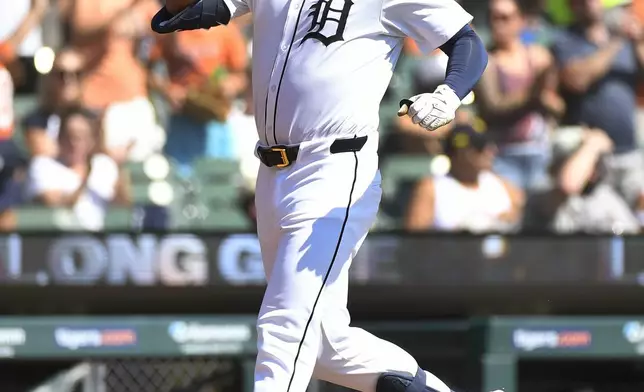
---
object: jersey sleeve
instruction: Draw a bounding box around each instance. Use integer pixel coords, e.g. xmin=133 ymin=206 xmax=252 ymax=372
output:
xmin=222 ymin=0 xmax=251 ymax=19
xmin=381 ymin=0 xmax=473 ymax=54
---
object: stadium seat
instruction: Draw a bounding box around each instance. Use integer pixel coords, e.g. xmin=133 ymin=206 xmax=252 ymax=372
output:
xmin=124 ymin=161 xmax=149 ymax=185
xmin=380 ymin=155 xmax=433 ymax=199
xmin=185 ymin=158 xmax=249 ymax=229
xmin=103 ymin=207 xmax=133 ymax=230
xmin=199 ymin=207 xmax=251 ymax=230
xmin=15 ymin=206 xmax=132 ymax=231
xmin=380 ymin=155 xmax=433 ymax=222
xmin=192 ymin=158 xmax=242 ymax=186
xmin=124 ymin=161 xmax=182 ymax=206
xmin=15 ymin=206 xmax=59 ymax=230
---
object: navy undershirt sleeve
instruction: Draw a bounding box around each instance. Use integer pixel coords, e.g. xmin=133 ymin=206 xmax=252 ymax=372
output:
xmin=151 ymin=0 xmax=231 ymax=34
xmin=438 ymin=25 xmax=488 ymax=100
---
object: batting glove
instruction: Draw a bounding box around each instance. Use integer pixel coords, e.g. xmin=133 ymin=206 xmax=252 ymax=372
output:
xmin=397 ymin=85 xmax=462 ymax=131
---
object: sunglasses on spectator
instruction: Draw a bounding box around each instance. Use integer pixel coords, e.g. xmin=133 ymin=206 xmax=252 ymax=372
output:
xmin=53 ymin=69 xmax=83 ymax=81
xmin=491 ymin=12 xmax=518 ymax=22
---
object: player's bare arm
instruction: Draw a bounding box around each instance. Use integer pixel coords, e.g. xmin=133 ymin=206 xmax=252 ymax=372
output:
xmin=151 ymin=0 xmax=232 ymax=34
xmin=398 ymin=25 xmax=488 ymax=131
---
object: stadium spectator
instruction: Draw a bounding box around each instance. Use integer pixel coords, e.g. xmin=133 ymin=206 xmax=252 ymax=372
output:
xmin=523 ymin=127 xmax=639 ymax=233
xmin=0 ymin=59 xmax=15 ymax=142
xmin=149 ymin=23 xmax=248 ymax=176
xmin=633 ymin=0 xmax=644 ymax=145
xmin=0 ymin=58 xmax=27 ymax=231
xmin=22 ymin=47 xmax=84 ymax=157
xmin=26 ymin=107 xmax=131 ymax=231
xmin=64 ymin=0 xmax=162 ymax=163
xmin=0 ymin=0 xmax=49 ymax=90
xmin=551 ymin=0 xmax=644 ymax=208
xmin=404 ymin=124 xmax=525 ymax=233
xmin=474 ymin=0 xmax=564 ymax=193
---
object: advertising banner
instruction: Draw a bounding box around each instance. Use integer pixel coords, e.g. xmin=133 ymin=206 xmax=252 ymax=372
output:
xmin=0 ymin=316 xmax=257 ymax=358
xmin=0 ymin=233 xmax=634 ymax=287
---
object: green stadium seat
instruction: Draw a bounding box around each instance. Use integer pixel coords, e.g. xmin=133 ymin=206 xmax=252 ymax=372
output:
xmin=192 ymin=158 xmax=242 ymax=187
xmin=16 ymin=206 xmax=60 ymax=230
xmin=170 ymin=202 xmax=250 ymax=231
xmin=380 ymin=155 xmax=433 ymax=199
xmin=16 ymin=206 xmax=132 ymax=231
xmin=124 ymin=161 xmax=183 ymax=207
xmin=181 ymin=158 xmax=248 ymax=230
xmin=12 ymin=95 xmax=39 ymax=153
xmin=103 ymin=207 xmax=133 ymax=230
xmin=372 ymin=212 xmax=397 ymax=231
xmin=131 ymin=183 xmax=152 ymax=204
xmin=196 ymin=183 xmax=240 ymax=209
xmin=199 ymin=208 xmax=251 ymax=230
xmin=380 ymin=155 xmax=433 ymax=223
xmin=123 ymin=161 xmax=149 ymax=185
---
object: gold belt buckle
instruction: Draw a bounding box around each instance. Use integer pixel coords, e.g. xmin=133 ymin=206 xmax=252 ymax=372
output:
xmin=271 ymin=147 xmax=290 ymax=168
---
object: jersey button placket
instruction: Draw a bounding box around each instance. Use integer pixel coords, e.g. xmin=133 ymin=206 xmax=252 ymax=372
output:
xmin=266 ymin=4 xmax=299 ymax=144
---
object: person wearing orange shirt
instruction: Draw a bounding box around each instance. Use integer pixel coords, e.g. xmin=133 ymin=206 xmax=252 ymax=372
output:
xmin=65 ymin=0 xmax=163 ymax=163
xmin=149 ymin=23 xmax=248 ymax=175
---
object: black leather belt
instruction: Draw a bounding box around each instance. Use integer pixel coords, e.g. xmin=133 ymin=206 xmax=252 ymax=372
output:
xmin=257 ymin=135 xmax=368 ymax=168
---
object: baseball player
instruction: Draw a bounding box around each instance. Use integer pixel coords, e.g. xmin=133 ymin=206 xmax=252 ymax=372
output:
xmin=152 ymin=0 xmax=493 ymax=391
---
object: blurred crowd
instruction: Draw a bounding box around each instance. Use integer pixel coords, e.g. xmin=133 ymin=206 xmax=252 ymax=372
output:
xmin=1 ymin=0 xmax=644 ymax=234
xmin=0 ymin=0 xmax=257 ymax=231
xmin=393 ymin=0 xmax=644 ymax=235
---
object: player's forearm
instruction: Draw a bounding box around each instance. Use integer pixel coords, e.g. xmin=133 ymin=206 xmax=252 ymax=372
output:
xmin=439 ymin=25 xmax=488 ymax=100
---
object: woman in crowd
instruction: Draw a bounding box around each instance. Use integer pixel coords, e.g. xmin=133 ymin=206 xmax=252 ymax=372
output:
xmin=404 ymin=125 xmax=525 ymax=233
xmin=474 ymin=0 xmax=564 ymax=193
xmin=62 ymin=0 xmax=162 ymax=163
xmin=26 ymin=107 xmax=131 ymax=231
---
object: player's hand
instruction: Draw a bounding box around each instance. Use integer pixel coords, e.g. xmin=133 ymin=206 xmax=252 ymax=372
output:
xmin=397 ymin=85 xmax=461 ymax=131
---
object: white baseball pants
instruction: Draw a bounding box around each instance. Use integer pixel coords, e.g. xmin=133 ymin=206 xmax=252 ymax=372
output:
xmin=253 ymin=134 xmax=452 ymax=392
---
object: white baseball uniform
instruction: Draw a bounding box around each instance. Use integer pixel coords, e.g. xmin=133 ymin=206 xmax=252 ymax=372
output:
xmin=225 ymin=0 xmax=473 ymax=390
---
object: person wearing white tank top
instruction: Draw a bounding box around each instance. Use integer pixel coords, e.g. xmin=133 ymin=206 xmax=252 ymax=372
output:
xmin=405 ymin=124 xmax=525 ymax=233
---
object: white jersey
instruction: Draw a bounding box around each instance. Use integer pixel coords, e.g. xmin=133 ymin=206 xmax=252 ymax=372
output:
xmin=215 ymin=0 xmax=482 ymax=390
xmin=433 ymin=171 xmax=513 ymax=232
xmin=223 ymin=0 xmax=472 ymax=145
